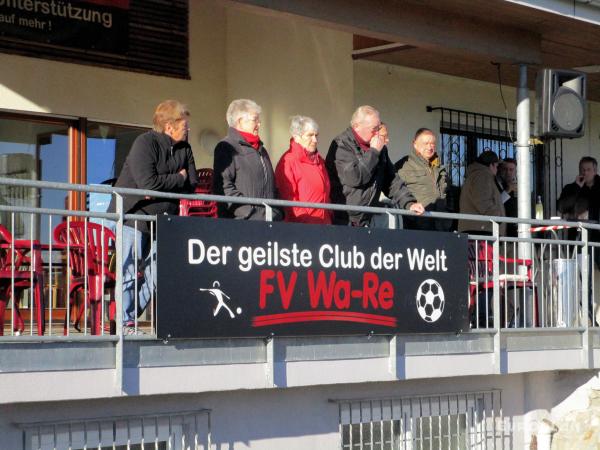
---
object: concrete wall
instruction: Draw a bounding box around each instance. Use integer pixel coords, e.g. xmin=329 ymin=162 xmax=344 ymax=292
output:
xmin=3 ymin=371 xmax=597 ymax=450
xmin=0 ymin=373 xmax=528 ymax=450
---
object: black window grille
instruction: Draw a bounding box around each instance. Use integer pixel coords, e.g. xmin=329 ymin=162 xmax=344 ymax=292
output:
xmin=427 ymin=106 xmax=561 ymax=216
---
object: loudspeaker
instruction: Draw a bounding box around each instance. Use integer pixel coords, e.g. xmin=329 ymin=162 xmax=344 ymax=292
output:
xmin=536 ymin=68 xmax=586 ymax=138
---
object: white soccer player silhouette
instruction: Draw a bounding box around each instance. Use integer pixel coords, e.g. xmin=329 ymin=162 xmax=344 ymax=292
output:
xmin=199 ymin=281 xmax=241 ymax=318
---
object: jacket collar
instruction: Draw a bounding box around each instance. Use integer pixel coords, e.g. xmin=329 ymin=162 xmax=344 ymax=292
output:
xmin=228 ymin=127 xmax=264 ymax=151
xmin=410 ymin=151 xmax=441 ymax=167
xmin=152 ymin=130 xmax=188 ymax=151
xmin=289 ymin=138 xmax=321 ymax=164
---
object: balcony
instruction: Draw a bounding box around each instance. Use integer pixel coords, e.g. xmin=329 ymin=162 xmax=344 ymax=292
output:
xmin=0 ymin=177 xmax=599 ymax=406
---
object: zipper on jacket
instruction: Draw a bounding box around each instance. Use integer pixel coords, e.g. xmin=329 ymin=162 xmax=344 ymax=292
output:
xmin=259 ymin=150 xmax=269 ymax=195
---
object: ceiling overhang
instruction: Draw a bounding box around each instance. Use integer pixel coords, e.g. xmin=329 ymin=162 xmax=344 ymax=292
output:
xmin=228 ymin=0 xmax=600 ymax=100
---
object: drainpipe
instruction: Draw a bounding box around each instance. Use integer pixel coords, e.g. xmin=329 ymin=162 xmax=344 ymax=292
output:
xmin=517 ymin=64 xmax=532 ymax=263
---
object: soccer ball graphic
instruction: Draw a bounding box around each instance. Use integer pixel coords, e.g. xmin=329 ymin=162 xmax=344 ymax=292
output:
xmin=416 ymin=279 xmax=445 ymax=323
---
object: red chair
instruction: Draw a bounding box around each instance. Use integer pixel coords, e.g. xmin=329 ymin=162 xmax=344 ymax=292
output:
xmin=468 ymin=240 xmax=537 ymax=328
xmin=179 ymin=168 xmax=218 ymax=218
xmin=0 ymin=224 xmax=45 ymax=336
xmin=53 ymin=221 xmax=115 ymax=335
xmin=195 ymin=168 xmax=214 ymax=193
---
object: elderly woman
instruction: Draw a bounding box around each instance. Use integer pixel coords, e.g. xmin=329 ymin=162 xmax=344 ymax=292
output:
xmin=275 ymin=116 xmax=332 ymax=224
xmin=213 ymin=99 xmax=281 ymax=220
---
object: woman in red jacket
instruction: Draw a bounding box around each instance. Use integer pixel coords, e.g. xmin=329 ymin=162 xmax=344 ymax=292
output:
xmin=275 ymin=116 xmax=332 ymax=224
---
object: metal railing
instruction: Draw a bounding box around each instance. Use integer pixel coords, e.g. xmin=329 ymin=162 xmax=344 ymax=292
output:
xmin=0 ymin=176 xmax=599 ymax=342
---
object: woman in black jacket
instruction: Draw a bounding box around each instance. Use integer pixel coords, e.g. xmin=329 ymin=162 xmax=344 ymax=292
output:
xmin=212 ymin=99 xmax=282 ymax=221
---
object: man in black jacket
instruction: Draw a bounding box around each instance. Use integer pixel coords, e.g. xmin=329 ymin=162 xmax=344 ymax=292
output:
xmin=110 ymin=100 xmax=198 ymax=334
xmin=326 ymin=105 xmax=424 ymax=226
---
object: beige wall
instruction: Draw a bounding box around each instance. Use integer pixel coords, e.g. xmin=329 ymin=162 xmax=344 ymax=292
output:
xmin=354 ymin=60 xmax=600 ymax=165
xmin=0 ymin=2 xmax=354 ymax=168
xmin=225 ymin=8 xmax=354 ymax=163
xmin=1 ymin=1 xmax=598 ymax=184
xmin=354 ymin=60 xmax=600 ymax=207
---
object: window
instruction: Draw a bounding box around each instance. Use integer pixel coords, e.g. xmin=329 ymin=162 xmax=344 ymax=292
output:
xmin=85 ymin=121 xmax=148 ymax=215
xmin=0 ymin=115 xmax=71 ymax=240
xmin=337 ymin=390 xmax=505 ymax=450
xmin=20 ymin=410 xmax=211 ymax=450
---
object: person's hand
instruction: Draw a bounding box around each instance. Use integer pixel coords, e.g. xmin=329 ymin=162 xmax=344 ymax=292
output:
xmin=370 ymin=134 xmax=385 ymax=152
xmin=179 ymin=168 xmax=188 ymax=179
xmin=576 ymin=175 xmax=585 ymax=187
xmin=507 ymin=179 xmax=518 ymax=195
xmin=409 ymin=202 xmax=425 ymax=215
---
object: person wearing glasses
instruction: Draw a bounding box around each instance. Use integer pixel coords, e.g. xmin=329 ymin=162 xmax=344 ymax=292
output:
xmin=275 ymin=115 xmax=331 ymax=224
xmin=109 ymin=99 xmax=198 ymax=335
xmin=325 ymin=105 xmax=424 ymax=227
xmin=213 ymin=99 xmax=282 ymax=220
xmin=395 ymin=128 xmax=451 ymax=232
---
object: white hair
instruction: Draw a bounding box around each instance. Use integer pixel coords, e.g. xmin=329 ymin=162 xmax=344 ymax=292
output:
xmin=350 ymin=105 xmax=380 ymax=127
xmin=226 ymin=99 xmax=262 ymax=127
xmin=289 ymin=115 xmax=319 ymax=137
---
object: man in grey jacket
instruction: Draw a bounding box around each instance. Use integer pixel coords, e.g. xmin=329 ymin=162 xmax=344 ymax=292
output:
xmin=396 ymin=128 xmax=450 ymax=231
xmin=326 ymin=105 xmax=424 ymax=227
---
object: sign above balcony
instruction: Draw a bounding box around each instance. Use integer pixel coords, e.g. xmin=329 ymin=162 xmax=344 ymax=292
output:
xmin=0 ymin=0 xmax=189 ymax=78
xmin=156 ymin=217 xmax=470 ymax=339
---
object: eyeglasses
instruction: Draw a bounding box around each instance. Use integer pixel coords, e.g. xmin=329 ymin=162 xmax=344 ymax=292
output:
xmin=243 ymin=116 xmax=261 ymax=124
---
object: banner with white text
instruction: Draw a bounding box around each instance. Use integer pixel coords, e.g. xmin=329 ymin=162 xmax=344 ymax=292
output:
xmin=156 ymin=216 xmax=470 ymax=338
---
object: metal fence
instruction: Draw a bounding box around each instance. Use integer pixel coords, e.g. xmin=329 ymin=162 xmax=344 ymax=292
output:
xmin=335 ymin=389 xmax=506 ymax=450
xmin=0 ymin=177 xmax=599 ymax=340
xmin=18 ymin=409 xmax=211 ymax=450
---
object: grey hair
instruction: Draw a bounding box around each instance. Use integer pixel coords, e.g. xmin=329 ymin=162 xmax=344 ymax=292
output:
xmin=226 ymin=99 xmax=262 ymax=127
xmin=350 ymin=105 xmax=380 ymax=127
xmin=289 ymin=115 xmax=319 ymax=137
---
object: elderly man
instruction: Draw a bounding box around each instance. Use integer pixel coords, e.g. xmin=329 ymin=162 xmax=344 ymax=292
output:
xmin=458 ymin=150 xmax=505 ymax=236
xmin=395 ymin=128 xmax=450 ymax=231
xmin=110 ymin=99 xmax=198 ymax=334
xmin=213 ymin=98 xmax=282 ymax=221
xmin=326 ymin=105 xmax=424 ymax=227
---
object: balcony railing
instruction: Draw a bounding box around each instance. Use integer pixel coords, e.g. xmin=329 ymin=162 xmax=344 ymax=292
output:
xmin=0 ymin=176 xmax=598 ymax=342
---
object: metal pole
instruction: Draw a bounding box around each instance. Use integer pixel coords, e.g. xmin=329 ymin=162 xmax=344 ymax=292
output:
xmin=517 ymin=64 xmax=532 ymax=262
xmin=115 ymin=193 xmax=124 ymax=395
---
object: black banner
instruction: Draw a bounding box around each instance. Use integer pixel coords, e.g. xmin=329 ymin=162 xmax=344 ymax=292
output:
xmin=0 ymin=0 xmax=129 ymax=53
xmin=157 ymin=217 xmax=470 ymax=339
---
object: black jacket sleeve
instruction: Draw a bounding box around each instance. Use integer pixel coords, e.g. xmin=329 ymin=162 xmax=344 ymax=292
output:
xmin=557 ymin=182 xmax=580 ymax=217
xmin=332 ymin=139 xmax=381 ymax=188
xmin=185 ymin=147 xmax=199 ymax=192
xmin=389 ymin=173 xmax=417 ymax=209
xmin=382 ymin=148 xmax=415 ymax=208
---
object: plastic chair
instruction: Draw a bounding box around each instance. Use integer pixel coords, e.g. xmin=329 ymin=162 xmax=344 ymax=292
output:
xmin=468 ymin=240 xmax=537 ymax=328
xmin=195 ymin=168 xmax=214 ymax=193
xmin=53 ymin=221 xmax=115 ymax=335
xmin=0 ymin=224 xmax=45 ymax=336
xmin=179 ymin=168 xmax=218 ymax=218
